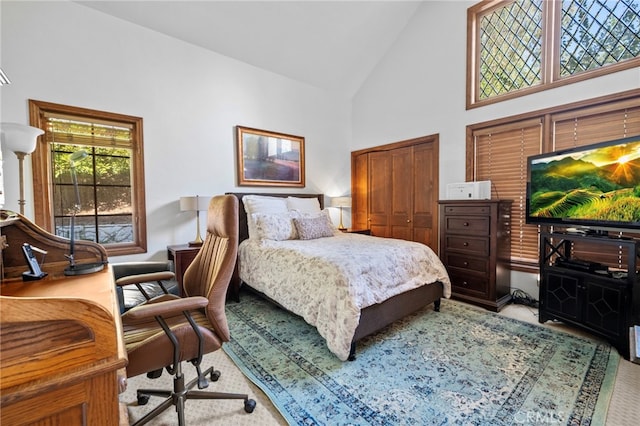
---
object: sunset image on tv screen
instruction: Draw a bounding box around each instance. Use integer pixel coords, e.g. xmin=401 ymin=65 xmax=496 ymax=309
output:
xmin=529 ymin=138 xmax=640 ymax=223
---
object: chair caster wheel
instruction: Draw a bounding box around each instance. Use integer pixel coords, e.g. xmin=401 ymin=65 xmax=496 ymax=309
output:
xmin=210 ymin=370 xmax=221 ymax=382
xmin=137 ymin=394 xmax=150 ymax=406
xmin=244 ymin=398 xmax=256 ymax=413
xmin=146 ymin=369 xmax=162 ymax=379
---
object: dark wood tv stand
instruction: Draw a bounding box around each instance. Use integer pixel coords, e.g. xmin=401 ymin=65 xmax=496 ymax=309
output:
xmin=538 ymin=231 xmax=640 ymax=359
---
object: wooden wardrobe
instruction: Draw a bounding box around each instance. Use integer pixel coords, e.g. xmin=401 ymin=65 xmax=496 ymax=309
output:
xmin=351 ymin=134 xmax=439 ymax=251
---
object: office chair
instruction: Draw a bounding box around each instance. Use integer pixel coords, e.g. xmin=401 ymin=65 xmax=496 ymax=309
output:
xmin=118 ymin=195 xmax=255 ymax=426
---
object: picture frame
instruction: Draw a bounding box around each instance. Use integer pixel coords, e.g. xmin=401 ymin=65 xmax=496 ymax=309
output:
xmin=236 ymin=126 xmax=305 ymax=187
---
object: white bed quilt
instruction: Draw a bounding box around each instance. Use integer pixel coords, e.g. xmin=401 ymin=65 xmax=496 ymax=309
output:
xmin=238 ymin=233 xmax=451 ymax=360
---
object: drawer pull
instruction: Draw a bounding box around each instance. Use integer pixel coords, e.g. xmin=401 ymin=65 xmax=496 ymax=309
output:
xmin=463 ymin=242 xmax=469 ymax=246
xmin=463 ymin=222 xmax=469 ymax=226
xmin=463 ymin=262 xmax=469 ymax=266
xmin=462 ymin=281 xmax=468 ymax=286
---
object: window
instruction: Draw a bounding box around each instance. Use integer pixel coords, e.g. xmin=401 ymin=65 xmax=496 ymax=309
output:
xmin=467 ymin=89 xmax=640 ymax=271
xmin=468 ymin=0 xmax=640 ymax=108
xmin=29 ymin=100 xmax=147 ymax=256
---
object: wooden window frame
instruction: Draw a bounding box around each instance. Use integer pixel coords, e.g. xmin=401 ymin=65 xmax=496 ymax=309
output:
xmin=467 ymin=0 xmax=640 ymax=109
xmin=29 ymin=100 xmax=147 ymax=256
xmin=467 ymin=88 xmax=640 ymax=272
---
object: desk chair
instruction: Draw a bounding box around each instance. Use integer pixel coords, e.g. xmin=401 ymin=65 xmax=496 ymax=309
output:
xmin=118 ymin=195 xmax=255 ymax=425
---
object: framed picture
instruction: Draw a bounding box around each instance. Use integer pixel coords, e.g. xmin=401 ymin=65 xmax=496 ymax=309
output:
xmin=236 ymin=126 xmax=305 ymax=187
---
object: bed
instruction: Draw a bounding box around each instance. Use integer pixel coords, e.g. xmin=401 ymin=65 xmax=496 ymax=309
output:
xmin=227 ymin=192 xmax=451 ymax=361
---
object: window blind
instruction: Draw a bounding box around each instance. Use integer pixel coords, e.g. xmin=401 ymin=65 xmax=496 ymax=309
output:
xmin=43 ymin=114 xmax=134 ymax=149
xmin=473 ymin=118 xmax=543 ymax=266
xmin=551 ymin=103 xmax=640 ymax=269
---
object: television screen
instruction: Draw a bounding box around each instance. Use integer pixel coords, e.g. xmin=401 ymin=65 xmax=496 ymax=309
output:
xmin=526 ymin=135 xmax=640 ymax=231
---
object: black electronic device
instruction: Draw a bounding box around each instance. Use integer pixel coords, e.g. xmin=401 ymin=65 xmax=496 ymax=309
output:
xmin=555 ymin=257 xmax=608 ymax=273
xmin=21 ymin=243 xmax=48 ymax=281
xmin=526 ymin=135 xmax=640 ymax=233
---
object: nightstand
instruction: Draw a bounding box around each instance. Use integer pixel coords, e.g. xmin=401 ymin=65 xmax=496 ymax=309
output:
xmin=343 ymin=229 xmax=371 ymax=235
xmin=167 ymin=244 xmax=200 ymax=295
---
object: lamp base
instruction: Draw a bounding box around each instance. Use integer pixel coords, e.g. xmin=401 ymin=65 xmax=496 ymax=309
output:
xmin=188 ymin=241 xmax=203 ymax=247
xmin=64 ymin=262 xmax=105 ymax=276
xmin=338 ymin=226 xmax=347 ymax=231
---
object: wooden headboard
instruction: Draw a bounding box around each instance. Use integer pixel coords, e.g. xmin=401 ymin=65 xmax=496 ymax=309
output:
xmin=226 ymin=193 xmax=324 ymax=243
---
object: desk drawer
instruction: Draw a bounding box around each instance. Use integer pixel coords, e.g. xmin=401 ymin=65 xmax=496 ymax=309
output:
xmin=443 ymin=235 xmax=489 ymax=256
xmin=444 ymin=253 xmax=488 ymax=274
xmin=443 ymin=216 xmax=490 ymax=235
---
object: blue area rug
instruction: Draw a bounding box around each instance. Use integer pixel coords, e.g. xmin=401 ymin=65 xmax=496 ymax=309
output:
xmin=223 ymin=290 xmax=619 ymax=425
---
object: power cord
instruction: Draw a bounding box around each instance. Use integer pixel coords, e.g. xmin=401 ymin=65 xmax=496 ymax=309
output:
xmin=511 ymin=288 xmax=539 ymax=308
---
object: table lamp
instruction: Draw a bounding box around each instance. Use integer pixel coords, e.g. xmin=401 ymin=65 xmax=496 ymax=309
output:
xmin=180 ymin=195 xmax=212 ymax=246
xmin=330 ymin=196 xmax=352 ymax=231
xmin=0 ymin=123 xmax=44 ymax=215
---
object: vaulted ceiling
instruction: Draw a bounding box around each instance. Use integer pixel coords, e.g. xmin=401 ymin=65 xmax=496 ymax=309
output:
xmin=77 ymin=1 xmax=424 ymax=97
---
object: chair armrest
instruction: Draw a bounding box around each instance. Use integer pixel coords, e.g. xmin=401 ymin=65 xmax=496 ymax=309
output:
xmin=124 ymin=296 xmax=209 ymax=321
xmin=115 ymin=271 xmax=176 ymax=287
xmin=112 ymin=261 xmax=173 ymax=280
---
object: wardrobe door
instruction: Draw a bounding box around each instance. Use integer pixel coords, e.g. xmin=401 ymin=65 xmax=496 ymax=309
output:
xmin=389 ymin=147 xmax=412 ymax=241
xmin=368 ymin=151 xmax=391 ymax=237
xmin=352 ymin=153 xmax=369 ymax=230
xmin=412 ymin=142 xmax=438 ymax=250
xmin=351 ymin=134 xmax=440 ymax=246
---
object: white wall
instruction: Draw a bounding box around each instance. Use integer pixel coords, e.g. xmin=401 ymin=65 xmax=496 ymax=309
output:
xmin=351 ymin=0 xmax=640 ymax=298
xmin=0 ymin=1 xmax=352 ymax=262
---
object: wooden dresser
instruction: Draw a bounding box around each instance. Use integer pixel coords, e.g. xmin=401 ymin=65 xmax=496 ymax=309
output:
xmin=1 ymin=212 xmax=127 ymax=425
xmin=439 ymin=200 xmax=512 ymax=311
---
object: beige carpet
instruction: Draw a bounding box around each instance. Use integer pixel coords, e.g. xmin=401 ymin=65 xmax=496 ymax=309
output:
xmin=120 ymin=302 xmax=639 ymax=425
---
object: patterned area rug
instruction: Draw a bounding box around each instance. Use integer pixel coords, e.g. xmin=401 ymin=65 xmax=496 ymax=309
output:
xmin=223 ymin=291 xmax=619 ymax=425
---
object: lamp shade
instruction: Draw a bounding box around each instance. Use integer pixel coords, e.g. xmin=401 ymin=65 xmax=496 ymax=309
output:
xmin=0 ymin=123 xmax=44 ymax=154
xmin=330 ymin=196 xmax=352 ymax=208
xmin=179 ymin=195 xmax=212 ymax=212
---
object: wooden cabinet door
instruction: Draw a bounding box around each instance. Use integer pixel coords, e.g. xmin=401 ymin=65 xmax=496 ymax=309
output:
xmin=351 ymin=134 xmax=439 ymax=247
xmin=368 ymin=151 xmax=391 ymax=237
xmin=352 ymin=153 xmax=369 ymax=230
xmin=390 ymin=146 xmax=412 ymax=241
xmin=411 ymin=142 xmax=438 ymax=250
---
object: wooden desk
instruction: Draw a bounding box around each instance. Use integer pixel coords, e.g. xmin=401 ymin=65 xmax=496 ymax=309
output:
xmin=0 ymin=266 xmax=127 ymax=425
xmin=167 ymin=244 xmax=200 ymax=295
xmin=1 ymin=211 xmax=127 ymax=425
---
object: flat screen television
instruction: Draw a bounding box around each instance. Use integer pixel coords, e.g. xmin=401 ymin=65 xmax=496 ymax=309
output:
xmin=526 ymin=135 xmax=640 ymax=233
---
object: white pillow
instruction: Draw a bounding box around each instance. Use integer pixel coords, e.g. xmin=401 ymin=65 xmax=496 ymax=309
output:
xmin=243 ymin=195 xmax=288 ymax=239
xmin=252 ymin=212 xmax=298 ymax=241
xmin=286 ymin=196 xmax=321 ymax=214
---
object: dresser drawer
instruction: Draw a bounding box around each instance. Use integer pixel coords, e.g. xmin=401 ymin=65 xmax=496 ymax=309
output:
xmin=449 ymin=271 xmax=489 ymax=297
xmin=443 ymin=235 xmax=489 ymax=256
xmin=444 ymin=205 xmax=492 ymax=215
xmin=444 ymin=253 xmax=489 ymax=274
xmin=443 ymin=216 xmax=490 ymax=235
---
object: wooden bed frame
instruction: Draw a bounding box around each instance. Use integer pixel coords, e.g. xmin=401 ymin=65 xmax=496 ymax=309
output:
xmin=227 ymin=192 xmax=443 ymax=360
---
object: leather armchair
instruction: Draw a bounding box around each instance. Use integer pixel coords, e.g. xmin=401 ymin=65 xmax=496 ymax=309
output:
xmin=117 ymin=195 xmax=255 ymax=425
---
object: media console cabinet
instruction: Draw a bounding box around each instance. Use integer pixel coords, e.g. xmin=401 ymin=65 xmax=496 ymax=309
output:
xmin=539 ymin=231 xmax=640 ymax=359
